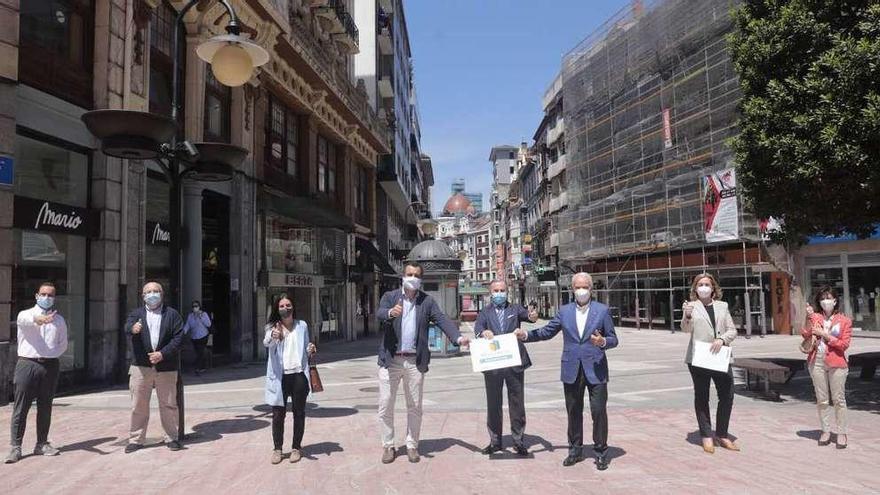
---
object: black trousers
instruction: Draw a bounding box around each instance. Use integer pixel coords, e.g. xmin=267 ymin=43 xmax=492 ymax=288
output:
xmin=191 ymin=336 xmax=209 ymax=370
xmin=10 ymin=358 xmax=60 ymax=447
xmin=688 ymin=364 xmax=734 ymax=438
xmin=563 ymin=364 xmax=608 ymax=455
xmin=272 ymin=372 xmax=309 ymax=450
xmin=483 ymin=368 xmax=525 ymax=448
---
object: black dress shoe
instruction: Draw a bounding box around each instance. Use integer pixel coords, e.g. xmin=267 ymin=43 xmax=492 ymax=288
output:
xmin=562 ymin=454 xmax=583 ymax=467
xmin=124 ymin=444 xmax=141 ymax=454
xmin=166 ymin=440 xmax=183 ymax=451
xmin=513 ymin=445 xmax=529 ymax=457
xmin=595 ymin=453 xmax=609 ymax=471
xmin=481 ymin=444 xmax=502 ymax=455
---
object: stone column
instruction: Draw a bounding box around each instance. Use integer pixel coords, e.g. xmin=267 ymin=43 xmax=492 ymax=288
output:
xmin=182 ymin=183 xmax=203 ymax=309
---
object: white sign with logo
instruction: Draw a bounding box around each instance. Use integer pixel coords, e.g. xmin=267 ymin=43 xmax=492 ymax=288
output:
xmin=470 ymin=333 xmax=522 ymax=372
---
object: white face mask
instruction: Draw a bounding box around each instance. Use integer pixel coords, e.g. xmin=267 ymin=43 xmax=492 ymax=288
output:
xmin=820 ymin=299 xmax=836 ymax=313
xmin=574 ymin=289 xmax=591 ymax=305
xmin=696 ymin=286 xmax=713 ymax=299
xmin=402 ymin=276 xmax=421 ymax=292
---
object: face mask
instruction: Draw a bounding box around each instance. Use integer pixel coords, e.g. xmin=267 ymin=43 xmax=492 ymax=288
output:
xmin=144 ymin=292 xmax=162 ymax=308
xmin=402 ymin=276 xmax=421 ymax=291
xmin=36 ymin=296 xmax=54 ymax=310
xmin=192 ymin=306 xmax=200 ymax=312
xmin=278 ymin=308 xmax=292 ymax=319
xmin=820 ymin=299 xmax=836 ymax=313
xmin=696 ymin=286 xmax=713 ymax=299
xmin=575 ymin=289 xmax=591 ymax=305
xmin=491 ymin=292 xmax=507 ymax=307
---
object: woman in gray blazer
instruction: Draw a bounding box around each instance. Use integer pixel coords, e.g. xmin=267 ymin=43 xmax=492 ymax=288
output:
xmin=681 ymin=273 xmax=739 ymax=454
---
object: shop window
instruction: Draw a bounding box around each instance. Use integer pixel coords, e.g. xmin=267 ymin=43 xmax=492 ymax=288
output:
xmin=204 ymin=70 xmax=231 ymax=143
xmin=265 ymin=97 xmax=298 ymax=178
xmin=19 ymin=0 xmax=94 ymax=108
xmin=264 ymin=214 xmax=314 ymax=274
xmin=12 ymin=132 xmax=90 ymax=371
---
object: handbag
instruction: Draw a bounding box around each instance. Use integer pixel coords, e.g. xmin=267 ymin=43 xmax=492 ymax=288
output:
xmin=799 ymin=335 xmax=816 ymax=354
xmin=308 ymin=354 xmax=324 ymax=393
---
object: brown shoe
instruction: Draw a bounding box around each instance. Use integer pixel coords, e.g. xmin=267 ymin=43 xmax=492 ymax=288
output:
xmin=290 ymin=449 xmax=302 ymax=463
xmin=407 ymin=447 xmax=420 ymax=463
xmin=701 ymin=437 xmax=715 ymax=454
xmin=381 ymin=447 xmax=395 ymax=464
xmin=717 ymin=438 xmax=740 ymax=451
xmin=271 ymin=449 xmax=283 ymax=464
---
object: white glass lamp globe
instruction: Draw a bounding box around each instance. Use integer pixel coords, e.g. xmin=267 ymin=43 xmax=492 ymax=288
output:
xmin=196 ymin=34 xmax=269 ymax=87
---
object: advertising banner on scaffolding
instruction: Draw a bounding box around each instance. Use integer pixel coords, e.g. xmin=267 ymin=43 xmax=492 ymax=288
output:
xmin=702 ymin=168 xmax=739 ymax=243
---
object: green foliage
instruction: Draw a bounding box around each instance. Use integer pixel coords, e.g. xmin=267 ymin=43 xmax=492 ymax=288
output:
xmin=729 ymin=0 xmax=880 ymax=243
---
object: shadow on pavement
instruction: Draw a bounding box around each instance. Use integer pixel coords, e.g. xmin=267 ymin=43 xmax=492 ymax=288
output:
xmin=418 ymin=437 xmax=482 ymax=458
xmin=686 ymin=430 xmax=740 ymax=446
xmin=59 ymin=436 xmax=118 ymax=455
xmin=302 ymin=441 xmax=344 ymax=460
xmin=185 ymin=416 xmax=271 ymax=445
xmin=589 ymin=446 xmax=626 ymax=464
xmin=521 ymin=433 xmax=560 ymax=454
xmin=796 ymin=429 xmax=823 ymax=441
xmin=304 ymin=403 xmax=359 ymax=418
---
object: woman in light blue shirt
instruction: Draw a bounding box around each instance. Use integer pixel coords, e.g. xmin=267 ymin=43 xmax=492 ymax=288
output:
xmin=264 ymin=294 xmax=315 ymax=465
xmin=183 ymin=301 xmax=211 ymax=374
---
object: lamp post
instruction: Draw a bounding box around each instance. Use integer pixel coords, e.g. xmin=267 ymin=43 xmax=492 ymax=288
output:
xmin=81 ymin=0 xmax=268 ymax=442
xmin=404 ymin=200 xmax=437 ymax=239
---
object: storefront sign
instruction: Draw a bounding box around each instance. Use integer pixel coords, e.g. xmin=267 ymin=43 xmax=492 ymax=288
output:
xmin=146 ymin=221 xmax=172 ymax=245
xmin=13 ymin=196 xmax=99 ymax=237
xmin=0 ymin=156 xmax=13 ymax=186
xmin=770 ymin=272 xmax=791 ymax=334
xmin=267 ymin=271 xmax=324 ymax=288
xmin=702 ymin=168 xmax=739 ymax=243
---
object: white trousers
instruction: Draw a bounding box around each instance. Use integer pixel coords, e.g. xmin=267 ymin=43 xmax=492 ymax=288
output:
xmin=377 ymin=356 xmax=424 ymax=449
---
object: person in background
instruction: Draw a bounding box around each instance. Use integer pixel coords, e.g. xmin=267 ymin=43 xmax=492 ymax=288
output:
xmin=681 ymin=273 xmax=739 ymax=454
xmin=802 ymin=286 xmax=852 ymax=449
xmin=5 ymin=282 xmax=67 ymax=464
xmin=264 ymin=295 xmax=316 ymax=464
xmin=123 ymin=282 xmax=185 ymax=453
xmin=184 ymin=301 xmax=211 ymax=374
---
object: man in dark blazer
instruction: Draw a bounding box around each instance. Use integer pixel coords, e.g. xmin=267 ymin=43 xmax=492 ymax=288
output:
xmin=123 ymin=281 xmax=185 ymax=453
xmin=376 ymin=261 xmax=469 ymax=465
xmin=474 ymin=279 xmax=538 ymax=456
xmin=516 ymin=272 xmax=619 ymax=470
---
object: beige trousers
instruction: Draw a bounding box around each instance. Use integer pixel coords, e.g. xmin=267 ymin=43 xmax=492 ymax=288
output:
xmin=377 ymin=356 xmax=424 ymax=449
xmin=808 ymin=359 xmax=848 ymax=434
xmin=129 ymin=365 xmax=179 ymax=444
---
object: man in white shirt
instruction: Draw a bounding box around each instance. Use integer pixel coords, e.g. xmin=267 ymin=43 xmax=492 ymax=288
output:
xmin=6 ymin=282 xmax=67 ymax=464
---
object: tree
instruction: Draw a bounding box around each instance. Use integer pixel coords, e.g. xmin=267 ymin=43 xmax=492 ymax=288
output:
xmin=729 ymin=1 xmax=880 ymax=243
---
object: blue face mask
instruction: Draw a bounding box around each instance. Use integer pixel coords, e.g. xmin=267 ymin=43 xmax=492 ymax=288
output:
xmin=36 ymin=296 xmax=54 ymax=310
xmin=491 ymin=292 xmax=508 ymax=307
xmin=144 ymin=291 xmax=162 ymax=308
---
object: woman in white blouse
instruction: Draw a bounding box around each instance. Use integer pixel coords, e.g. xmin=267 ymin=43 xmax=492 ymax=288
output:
xmin=264 ymin=295 xmax=316 ymax=465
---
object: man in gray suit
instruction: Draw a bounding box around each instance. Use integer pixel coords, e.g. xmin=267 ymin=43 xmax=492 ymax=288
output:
xmin=376 ymin=261 xmax=469 ymax=464
xmin=474 ymin=279 xmax=538 ymax=456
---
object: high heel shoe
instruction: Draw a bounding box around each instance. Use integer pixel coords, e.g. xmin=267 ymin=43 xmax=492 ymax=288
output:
xmin=701 ymin=438 xmax=715 ymax=454
xmin=835 ymin=434 xmax=847 ymax=449
xmin=818 ymin=433 xmax=832 ymax=446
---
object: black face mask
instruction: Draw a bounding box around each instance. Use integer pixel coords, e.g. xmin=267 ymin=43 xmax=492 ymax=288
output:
xmin=278 ymin=308 xmax=292 ymax=318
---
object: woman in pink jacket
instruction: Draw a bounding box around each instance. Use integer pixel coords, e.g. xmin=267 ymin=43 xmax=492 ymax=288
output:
xmin=801 ymin=286 xmax=851 ymax=449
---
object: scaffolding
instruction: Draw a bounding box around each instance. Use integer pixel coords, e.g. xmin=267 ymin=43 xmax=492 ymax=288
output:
xmin=558 ymin=0 xmax=758 ymax=263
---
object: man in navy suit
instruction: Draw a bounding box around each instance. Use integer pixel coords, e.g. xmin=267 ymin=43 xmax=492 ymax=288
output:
xmin=376 ymin=261 xmax=470 ymax=464
xmin=474 ymin=280 xmax=538 ymax=456
xmin=516 ymin=272 xmax=618 ymax=470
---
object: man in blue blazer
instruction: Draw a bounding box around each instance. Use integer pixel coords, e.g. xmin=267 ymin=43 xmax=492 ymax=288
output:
xmin=516 ymin=272 xmax=618 ymax=470
xmin=376 ymin=261 xmax=469 ymax=465
xmin=474 ymin=280 xmax=538 ymax=456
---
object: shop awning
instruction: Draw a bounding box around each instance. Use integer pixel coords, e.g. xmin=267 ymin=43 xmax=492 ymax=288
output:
xmin=356 ymin=237 xmax=397 ymax=275
xmin=263 ymin=194 xmax=354 ymax=231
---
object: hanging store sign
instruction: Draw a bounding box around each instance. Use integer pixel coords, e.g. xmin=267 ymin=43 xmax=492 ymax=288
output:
xmin=267 ymin=271 xmax=324 ymax=288
xmin=662 ymin=108 xmax=673 ymax=149
xmin=13 ymin=196 xmax=100 ymax=237
xmin=702 ymin=168 xmax=739 ymax=243
xmin=146 ymin=221 xmax=172 ymax=246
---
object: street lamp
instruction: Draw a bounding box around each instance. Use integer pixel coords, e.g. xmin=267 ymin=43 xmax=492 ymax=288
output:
xmin=404 ymin=200 xmax=437 ymax=238
xmin=81 ymin=0 xmax=268 ymax=442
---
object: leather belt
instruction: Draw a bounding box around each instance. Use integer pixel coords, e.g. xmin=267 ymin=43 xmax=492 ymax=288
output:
xmin=20 ymin=357 xmax=58 ymax=364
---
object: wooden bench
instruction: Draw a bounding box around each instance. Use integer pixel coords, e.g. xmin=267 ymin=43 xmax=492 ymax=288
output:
xmin=849 ymin=352 xmax=880 ymax=381
xmin=733 ymin=358 xmax=793 ymax=396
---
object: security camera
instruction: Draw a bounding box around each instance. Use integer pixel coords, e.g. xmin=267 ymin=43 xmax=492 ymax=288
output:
xmin=178 ymin=140 xmax=199 ymax=159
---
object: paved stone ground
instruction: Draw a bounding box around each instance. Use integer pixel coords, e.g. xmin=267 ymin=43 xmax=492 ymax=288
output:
xmin=2 ymin=323 xmax=880 ymax=494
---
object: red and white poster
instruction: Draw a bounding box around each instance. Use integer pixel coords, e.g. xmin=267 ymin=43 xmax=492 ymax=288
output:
xmin=702 ymin=168 xmax=739 ymax=243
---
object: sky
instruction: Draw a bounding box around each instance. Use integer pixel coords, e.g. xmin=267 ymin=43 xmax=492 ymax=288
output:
xmin=405 ymin=0 xmax=631 ymax=215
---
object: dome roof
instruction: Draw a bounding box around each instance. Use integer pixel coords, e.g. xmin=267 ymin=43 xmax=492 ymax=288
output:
xmin=407 ymin=240 xmax=457 ymax=261
xmin=443 ymin=193 xmax=472 ymax=216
